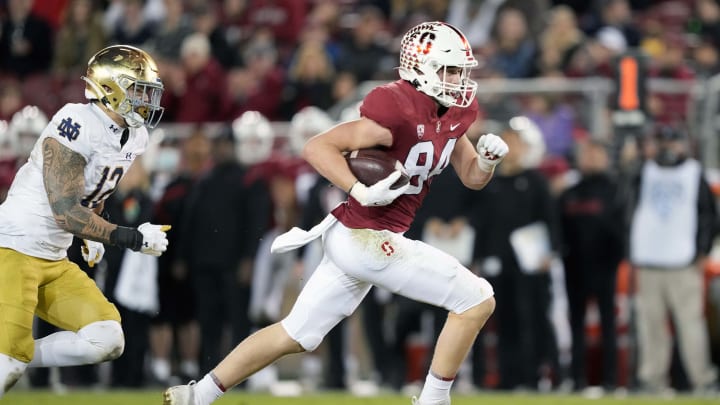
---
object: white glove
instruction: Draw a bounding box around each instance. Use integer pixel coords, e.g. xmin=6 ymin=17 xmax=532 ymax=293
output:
xmin=349 ymin=170 xmax=410 ymax=207
xmin=138 ymin=222 xmax=171 ymax=256
xmin=476 ymin=133 xmax=509 ymax=172
xmin=82 ymin=240 xmax=105 ymax=268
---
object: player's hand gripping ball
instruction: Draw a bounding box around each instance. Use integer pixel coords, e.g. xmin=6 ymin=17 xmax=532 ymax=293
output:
xmin=346 ymin=149 xmax=410 ymax=190
xmin=346 ymin=149 xmax=411 ymax=206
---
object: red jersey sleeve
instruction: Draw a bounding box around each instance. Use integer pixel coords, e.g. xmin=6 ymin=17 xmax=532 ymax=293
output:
xmin=359 ymin=86 xmax=410 ymax=137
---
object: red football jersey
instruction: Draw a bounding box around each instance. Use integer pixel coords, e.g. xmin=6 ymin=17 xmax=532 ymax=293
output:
xmin=332 ymin=80 xmax=479 ymax=232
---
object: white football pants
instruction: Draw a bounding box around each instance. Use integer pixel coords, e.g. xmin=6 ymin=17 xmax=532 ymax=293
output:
xmin=281 ymin=221 xmax=494 ymax=351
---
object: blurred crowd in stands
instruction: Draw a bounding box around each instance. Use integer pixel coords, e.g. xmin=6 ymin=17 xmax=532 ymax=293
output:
xmin=0 ymin=0 xmax=719 ymax=123
xmin=2 ymin=0 xmax=720 ymax=399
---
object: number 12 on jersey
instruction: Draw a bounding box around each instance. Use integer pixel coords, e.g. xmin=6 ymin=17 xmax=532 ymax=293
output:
xmin=81 ymin=166 xmax=124 ymax=208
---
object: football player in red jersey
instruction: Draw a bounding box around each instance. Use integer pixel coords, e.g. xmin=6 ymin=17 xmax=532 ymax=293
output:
xmin=164 ymin=22 xmax=509 ymax=405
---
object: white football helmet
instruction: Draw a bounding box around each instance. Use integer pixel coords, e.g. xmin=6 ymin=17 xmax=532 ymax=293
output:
xmin=232 ymin=111 xmax=274 ymax=166
xmin=288 ymin=106 xmax=335 ymax=156
xmin=509 ymin=116 xmax=546 ymax=168
xmin=8 ymin=105 xmax=48 ymax=158
xmin=82 ymin=45 xmax=164 ymax=128
xmin=398 ymin=21 xmax=478 ymax=108
xmin=339 ymin=101 xmax=363 ymax=122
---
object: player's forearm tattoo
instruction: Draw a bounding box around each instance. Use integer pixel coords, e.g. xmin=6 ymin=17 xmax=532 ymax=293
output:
xmin=42 ymin=138 xmax=115 ymax=243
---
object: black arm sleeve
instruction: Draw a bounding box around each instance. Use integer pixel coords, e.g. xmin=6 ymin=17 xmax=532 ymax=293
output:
xmin=109 ymin=226 xmax=143 ymax=251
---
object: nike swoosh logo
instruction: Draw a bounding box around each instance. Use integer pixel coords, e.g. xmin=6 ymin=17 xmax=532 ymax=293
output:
xmin=450 ymin=123 xmax=461 ymax=131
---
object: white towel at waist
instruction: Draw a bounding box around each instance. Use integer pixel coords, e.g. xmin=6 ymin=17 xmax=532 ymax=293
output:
xmin=270 ymin=214 xmax=338 ymax=253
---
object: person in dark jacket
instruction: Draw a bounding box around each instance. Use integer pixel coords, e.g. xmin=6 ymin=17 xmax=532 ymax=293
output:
xmin=470 ymin=127 xmax=560 ymax=390
xmin=0 ymin=0 xmax=53 ymax=77
xmin=149 ymin=131 xmax=212 ymax=384
xmin=102 ymin=161 xmax=157 ymax=387
xmin=558 ymin=139 xmax=625 ymax=392
xmin=177 ymin=128 xmax=271 ymax=374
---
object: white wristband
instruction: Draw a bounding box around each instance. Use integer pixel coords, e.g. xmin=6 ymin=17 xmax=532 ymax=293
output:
xmin=476 ymin=155 xmax=496 ymax=173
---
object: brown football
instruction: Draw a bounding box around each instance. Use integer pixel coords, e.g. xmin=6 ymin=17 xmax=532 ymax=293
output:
xmin=346 ymin=149 xmax=410 ymax=190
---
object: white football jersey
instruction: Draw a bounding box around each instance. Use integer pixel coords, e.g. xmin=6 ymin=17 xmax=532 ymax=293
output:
xmin=0 ymin=103 xmax=148 ymax=260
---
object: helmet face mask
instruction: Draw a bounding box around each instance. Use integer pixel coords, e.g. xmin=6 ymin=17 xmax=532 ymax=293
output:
xmin=82 ymin=45 xmax=164 ymax=128
xmin=399 ymin=22 xmax=478 ymax=108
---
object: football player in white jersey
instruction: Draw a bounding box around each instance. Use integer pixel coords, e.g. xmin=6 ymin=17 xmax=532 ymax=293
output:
xmin=0 ymin=44 xmax=171 ymax=398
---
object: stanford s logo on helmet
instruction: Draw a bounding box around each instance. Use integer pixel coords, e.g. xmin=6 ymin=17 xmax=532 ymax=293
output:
xmin=399 ymin=22 xmax=478 ymax=108
xmin=82 ymin=45 xmax=165 ymax=128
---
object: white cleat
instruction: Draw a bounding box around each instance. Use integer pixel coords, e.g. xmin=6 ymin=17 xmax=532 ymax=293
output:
xmin=163 ymin=381 xmax=196 ymax=405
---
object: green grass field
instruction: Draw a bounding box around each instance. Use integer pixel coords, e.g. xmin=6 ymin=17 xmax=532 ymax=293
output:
xmin=4 ymin=390 xmax=719 ymax=405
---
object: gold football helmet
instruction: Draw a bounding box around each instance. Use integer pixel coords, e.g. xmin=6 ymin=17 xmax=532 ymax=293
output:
xmin=82 ymin=45 xmax=164 ymax=128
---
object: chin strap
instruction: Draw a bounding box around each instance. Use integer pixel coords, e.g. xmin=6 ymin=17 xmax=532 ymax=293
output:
xmin=121 ymin=110 xmax=144 ymax=128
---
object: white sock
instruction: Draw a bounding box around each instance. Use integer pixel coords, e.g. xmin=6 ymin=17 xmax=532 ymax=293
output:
xmin=28 ymin=320 xmax=124 ymax=367
xmin=152 ymin=358 xmax=171 ymax=381
xmin=193 ymin=373 xmax=225 ymax=405
xmin=0 ymin=354 xmax=28 ymax=398
xmin=180 ymin=360 xmax=199 ymax=378
xmin=418 ymin=371 xmax=454 ymax=404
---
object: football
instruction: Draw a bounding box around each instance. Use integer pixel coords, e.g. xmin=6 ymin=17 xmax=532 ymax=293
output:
xmin=346 ymin=149 xmax=410 ymax=190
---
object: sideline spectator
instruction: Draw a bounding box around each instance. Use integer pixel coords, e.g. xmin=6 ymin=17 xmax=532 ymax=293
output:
xmin=224 ymin=31 xmax=284 ymax=120
xmin=53 ymin=0 xmax=106 ymax=78
xmin=176 ymin=124 xmax=271 ymax=374
xmin=109 ymin=0 xmax=156 ymax=47
xmin=145 ymin=0 xmax=193 ymax=62
xmin=487 ymin=7 xmax=537 ymax=79
xmin=162 ymin=33 xmax=227 ymax=123
xmin=149 ymin=131 xmax=212 ymax=385
xmin=523 ymin=93 xmax=575 ymax=161
xmin=536 ymin=5 xmax=584 ymax=75
xmin=238 ymin=0 xmax=308 ymax=60
xmin=629 ymin=125 xmax=719 ymax=396
xmin=103 ymin=160 xmax=157 ymax=387
xmin=336 ymin=6 xmax=390 ymax=82
xmin=0 ymin=0 xmax=53 ymax=78
xmin=559 ymin=140 xmax=625 ymax=393
xmin=471 ymin=126 xmax=560 ymax=390
xmin=280 ymin=40 xmax=336 ymax=119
